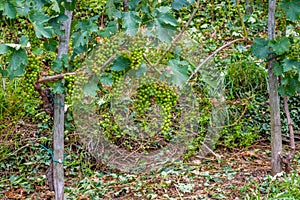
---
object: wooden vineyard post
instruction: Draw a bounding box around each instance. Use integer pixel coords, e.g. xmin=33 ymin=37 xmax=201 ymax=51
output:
xmin=267 ymin=0 xmax=282 ymax=175
xmin=53 ymin=94 xmax=65 ymax=199
xmin=53 ymin=1 xmax=73 ymax=199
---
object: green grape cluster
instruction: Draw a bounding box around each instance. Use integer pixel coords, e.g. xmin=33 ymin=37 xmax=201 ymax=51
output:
xmin=76 ymin=0 xmax=107 ymax=19
xmin=135 ymin=81 xmax=178 ymax=138
xmin=71 ymin=72 xmax=89 ymax=101
xmin=93 ymin=37 xmax=120 ymax=75
xmin=99 ymin=113 xmax=120 ymax=140
xmin=65 ymin=74 xmax=76 ymax=103
xmin=111 ymin=70 xmax=125 ymax=99
xmin=126 ymin=37 xmax=145 ymax=70
xmin=89 ymin=0 xmax=107 ymax=13
xmin=128 ymin=47 xmax=144 ymax=70
xmin=289 ymin=37 xmax=300 ymax=59
xmin=24 ymin=56 xmax=41 ymax=99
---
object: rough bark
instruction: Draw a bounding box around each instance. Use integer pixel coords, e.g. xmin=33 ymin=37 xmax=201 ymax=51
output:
xmin=267 ymin=0 xmax=282 ymax=176
xmin=53 ymin=94 xmax=65 ymax=199
xmin=53 ymin=2 xmax=73 ymax=199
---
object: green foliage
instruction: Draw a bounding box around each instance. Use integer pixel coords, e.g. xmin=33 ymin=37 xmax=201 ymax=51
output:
xmin=279 ymin=0 xmax=300 ymax=22
xmin=226 ymin=62 xmax=267 ymax=97
xmin=7 ymin=49 xmax=27 ymax=79
xmin=241 ymin=171 xmax=300 ymax=199
xmin=162 ymin=59 xmax=189 ymax=88
xmin=1 ymin=1 xmax=300 ymax=198
xmin=122 ymin=11 xmax=141 ymax=36
xmin=269 ymin=37 xmax=290 ymax=55
xmin=222 ymin=122 xmax=260 ymax=148
xmin=251 ymin=38 xmax=270 ymax=59
xmin=172 ymin=0 xmax=194 ymax=10
xmin=252 ymin=36 xmax=300 ymax=96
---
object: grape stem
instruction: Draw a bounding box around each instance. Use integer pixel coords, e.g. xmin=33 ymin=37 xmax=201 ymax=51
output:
xmin=142 ymin=53 xmax=162 ymax=75
xmin=187 ymin=38 xmax=252 ymax=82
xmin=37 ymin=72 xmax=78 ymax=83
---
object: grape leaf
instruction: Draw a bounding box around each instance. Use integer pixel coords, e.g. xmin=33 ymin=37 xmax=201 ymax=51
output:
xmin=4 ymin=2 xmax=16 ymax=19
xmin=172 ymin=0 xmax=194 ymax=10
xmin=7 ymin=49 xmax=27 ymax=79
xmin=16 ymin=0 xmax=30 ymax=15
xmin=32 ymin=47 xmax=43 ymax=55
xmin=72 ymin=32 xmax=88 ymax=48
xmin=111 ymin=57 xmax=130 ymax=71
xmin=270 ymin=37 xmax=290 ymax=55
xmin=29 ymin=10 xmax=53 ymax=38
xmin=71 ymin=45 xmax=87 ymax=60
xmin=0 ymin=69 xmax=8 ymax=77
xmin=61 ymin=54 xmax=69 ymax=70
xmin=64 ymin=0 xmax=76 ymax=11
xmin=163 ymin=59 xmax=189 ymax=88
xmin=29 ymin=10 xmax=50 ymax=23
xmin=279 ymin=0 xmax=300 ymax=22
xmin=49 ymin=14 xmax=69 ymax=36
xmin=148 ymin=11 xmax=178 ymax=43
xmin=53 ymin=82 xmax=65 ymax=94
xmin=281 ymin=76 xmax=300 ymax=96
xmin=251 ymin=38 xmax=269 ymax=59
xmin=20 ymin=36 xmax=29 ymax=47
xmin=51 ymin=0 xmax=60 ymax=12
xmin=106 ymin=0 xmax=116 ymax=19
xmin=98 ymin=21 xmax=117 ymax=37
xmin=33 ymin=23 xmax=53 ymax=38
xmin=76 ymin=20 xmax=98 ymax=32
xmin=127 ymin=0 xmax=142 ymax=10
xmin=44 ymin=39 xmax=58 ymax=52
xmin=0 ymin=44 xmax=9 ymax=54
xmin=113 ymin=10 xmax=122 ymax=19
xmin=156 ymin=6 xmax=171 ymax=13
xmin=83 ymin=76 xmax=99 ymax=97
xmin=272 ymin=62 xmax=283 ymax=76
xmin=157 ymin=12 xmax=178 ymax=27
xmin=152 ymin=20 xmax=177 ymax=43
xmin=51 ymin=58 xmax=63 ymax=73
xmin=122 ymin=11 xmax=141 ymax=36
xmin=100 ymin=73 xmax=113 ymax=86
xmin=282 ymin=58 xmax=300 ymax=72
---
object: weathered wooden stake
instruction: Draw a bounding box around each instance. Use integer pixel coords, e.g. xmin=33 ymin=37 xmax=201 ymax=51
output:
xmin=267 ymin=0 xmax=282 ymax=175
xmin=53 ymin=1 xmax=73 ymax=199
xmin=53 ymin=94 xmax=65 ymax=199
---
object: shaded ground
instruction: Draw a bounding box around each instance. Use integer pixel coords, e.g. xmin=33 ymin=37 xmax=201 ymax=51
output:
xmin=0 ymin=121 xmax=299 ymax=199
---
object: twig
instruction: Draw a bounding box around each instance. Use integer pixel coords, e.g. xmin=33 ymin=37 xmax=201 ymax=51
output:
xmin=283 ymin=96 xmax=295 ymax=153
xmin=281 ymin=95 xmax=295 ymax=173
xmin=188 ymin=38 xmax=251 ymax=82
xmin=99 ymin=54 xmax=117 ymax=70
xmin=213 ymin=103 xmax=247 ymax=129
xmin=0 ymin=144 xmax=30 ymax=162
xmin=37 ymin=72 xmax=78 ymax=83
xmin=154 ymin=0 xmax=201 ymax=66
xmin=236 ymin=0 xmax=248 ymax=38
xmin=200 ymin=141 xmax=221 ymax=159
xmin=142 ymin=54 xmax=162 ymax=75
